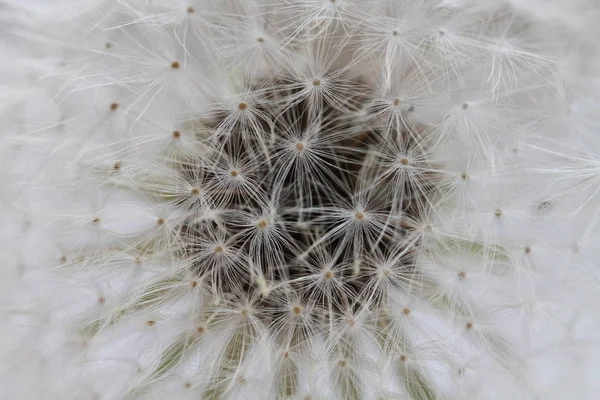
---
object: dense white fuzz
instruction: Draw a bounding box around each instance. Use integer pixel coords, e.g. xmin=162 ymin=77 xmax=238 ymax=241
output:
xmin=1 ymin=0 xmax=600 ymax=399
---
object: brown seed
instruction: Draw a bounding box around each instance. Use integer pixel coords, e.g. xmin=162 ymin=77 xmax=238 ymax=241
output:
xmin=190 ymin=280 xmax=198 ymax=288
xmin=147 ymin=320 xmax=156 ymax=326
xmin=92 ymin=217 xmax=100 ymax=224
xmin=403 ymin=307 xmax=410 ymax=315
xmin=460 ymin=172 xmax=468 ymax=180
xmin=184 ymin=382 xmax=191 ymax=389
xmin=458 ymin=271 xmax=466 ymax=279
xmin=295 ymin=142 xmax=305 ymax=151
xmin=113 ymin=162 xmax=121 ymax=170
xmin=171 ymin=61 xmax=180 ymax=69
xmin=214 ymin=245 xmax=224 ymax=253
xmin=156 ymin=218 xmax=165 ymax=226
xmin=196 ymin=325 xmax=205 ymax=334
xmin=256 ymin=37 xmax=265 ymax=43
xmin=98 ymin=297 xmax=105 ymax=304
xmin=393 ymin=98 xmax=400 ymax=106
xmin=494 ymin=209 xmax=502 ymax=218
xmin=324 ymin=270 xmax=334 ymax=280
xmin=466 ymin=322 xmax=473 ymax=329
xmin=104 ymin=42 xmax=112 ymax=49
xmin=400 ymin=354 xmax=407 ymax=362
xmin=240 ymin=309 xmax=249 ymax=318
xmin=172 ymin=130 xmax=181 ymax=138
xmin=399 ymin=157 xmax=409 ymax=166
xmin=292 ymin=305 xmax=303 ymax=315
xmin=312 ymin=79 xmax=321 ymax=86
xmin=392 ymin=30 xmax=398 ymax=36
xmin=354 ymin=211 xmax=365 ymax=221
xmin=525 ymin=246 xmax=531 ymax=254
xmin=238 ymin=102 xmax=248 ymax=111
xmin=190 ymin=187 xmax=201 ymax=195
xmin=186 ymin=6 xmax=194 ymax=13
xmin=257 ymin=219 xmax=268 ymax=229
xmin=110 ymin=102 xmax=119 ymax=111
xmin=230 ymin=169 xmax=239 ymax=177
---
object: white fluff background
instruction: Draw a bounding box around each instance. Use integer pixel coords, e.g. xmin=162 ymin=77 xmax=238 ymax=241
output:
xmin=1 ymin=1 xmax=600 ymax=399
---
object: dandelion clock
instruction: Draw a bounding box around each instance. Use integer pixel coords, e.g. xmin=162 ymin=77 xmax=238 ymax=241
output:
xmin=1 ymin=1 xmax=600 ymax=399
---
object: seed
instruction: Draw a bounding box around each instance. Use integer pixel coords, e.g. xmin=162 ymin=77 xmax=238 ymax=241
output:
xmin=257 ymin=219 xmax=268 ymax=229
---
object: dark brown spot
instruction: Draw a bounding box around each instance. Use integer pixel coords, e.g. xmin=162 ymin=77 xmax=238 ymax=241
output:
xmin=400 ymin=157 xmax=409 ymax=166
xmin=458 ymin=271 xmax=466 ymax=279
xmin=156 ymin=218 xmax=165 ymax=226
xmin=190 ymin=280 xmax=198 ymax=288
xmin=59 ymin=255 xmax=67 ymax=264
xmin=230 ymin=169 xmax=239 ymax=177
xmin=393 ymin=98 xmax=400 ymax=106
xmin=190 ymin=187 xmax=201 ymax=196
xmin=466 ymin=322 xmax=473 ymax=329
xmin=256 ymin=37 xmax=264 ymax=43
xmin=196 ymin=325 xmax=205 ymax=334
xmin=186 ymin=6 xmax=194 ymax=13
xmin=296 ymin=142 xmax=305 ymax=151
xmin=292 ymin=305 xmax=303 ymax=315
xmin=494 ymin=209 xmax=502 ymax=218
xmin=113 ymin=162 xmax=121 ymax=170
xmin=524 ymin=246 xmax=531 ymax=254
xmin=403 ymin=307 xmax=410 ymax=315
xmin=171 ymin=61 xmax=180 ymax=69
xmin=400 ymin=354 xmax=407 ymax=362
xmin=214 ymin=245 xmax=224 ymax=253
xmin=185 ymin=382 xmax=191 ymax=389
xmin=324 ymin=270 xmax=334 ymax=280
xmin=98 ymin=297 xmax=105 ymax=304
xmin=460 ymin=172 xmax=469 ymax=181
xmin=110 ymin=102 xmax=119 ymax=111
xmin=238 ymin=102 xmax=248 ymax=111
xmin=354 ymin=211 xmax=365 ymax=221
xmin=147 ymin=320 xmax=156 ymax=326
xmin=172 ymin=130 xmax=181 ymax=139
xmin=92 ymin=217 xmax=100 ymax=225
